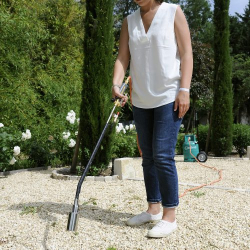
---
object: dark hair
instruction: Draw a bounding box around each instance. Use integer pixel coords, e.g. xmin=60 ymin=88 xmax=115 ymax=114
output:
xmin=156 ymin=0 xmax=164 ymax=3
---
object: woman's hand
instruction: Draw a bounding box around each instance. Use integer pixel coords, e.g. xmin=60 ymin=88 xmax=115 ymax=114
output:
xmin=174 ymin=91 xmax=190 ymax=118
xmin=112 ymin=85 xmax=128 ymax=107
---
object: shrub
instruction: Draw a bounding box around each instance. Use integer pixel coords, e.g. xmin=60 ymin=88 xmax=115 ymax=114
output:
xmin=80 ymin=0 xmax=115 ymax=173
xmin=176 ymin=133 xmax=185 ymax=155
xmin=233 ymin=124 xmax=250 ymax=154
xmin=111 ymin=123 xmax=140 ymax=159
xmin=211 ymin=0 xmax=233 ymax=156
xmin=0 ymin=110 xmax=80 ymax=172
xmin=0 ymin=0 xmax=84 ymax=169
xmin=0 ymin=125 xmax=32 ymax=171
xmin=197 ymin=125 xmax=210 ymax=151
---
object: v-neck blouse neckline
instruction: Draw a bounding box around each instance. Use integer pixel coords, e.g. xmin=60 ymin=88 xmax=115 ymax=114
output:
xmin=138 ymin=2 xmax=164 ymax=37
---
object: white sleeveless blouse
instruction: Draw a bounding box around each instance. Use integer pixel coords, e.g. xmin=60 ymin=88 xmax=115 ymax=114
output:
xmin=127 ymin=3 xmax=181 ymax=108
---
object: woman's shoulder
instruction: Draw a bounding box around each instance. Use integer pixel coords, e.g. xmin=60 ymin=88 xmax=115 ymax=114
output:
xmin=163 ymin=2 xmax=179 ymax=16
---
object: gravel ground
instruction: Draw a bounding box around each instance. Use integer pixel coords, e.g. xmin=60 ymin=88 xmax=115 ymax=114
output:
xmin=0 ymin=157 xmax=249 ymax=250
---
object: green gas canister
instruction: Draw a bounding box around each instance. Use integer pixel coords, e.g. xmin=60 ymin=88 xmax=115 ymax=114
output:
xmin=183 ymin=135 xmax=199 ymax=162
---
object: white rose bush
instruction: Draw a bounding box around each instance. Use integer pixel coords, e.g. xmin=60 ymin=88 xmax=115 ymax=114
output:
xmin=57 ymin=110 xmax=80 ymax=165
xmin=0 ymin=110 xmax=80 ymax=172
xmin=0 ymin=124 xmax=32 ymax=171
xmin=111 ymin=121 xmax=140 ymax=159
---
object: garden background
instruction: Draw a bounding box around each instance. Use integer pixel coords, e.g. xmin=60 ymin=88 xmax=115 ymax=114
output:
xmin=1 ymin=0 xmax=250 ymax=174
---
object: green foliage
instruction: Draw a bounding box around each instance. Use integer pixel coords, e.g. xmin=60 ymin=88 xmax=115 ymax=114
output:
xmin=230 ymin=1 xmax=250 ymax=56
xmin=232 ymin=55 xmax=250 ymax=121
xmin=111 ymin=128 xmax=140 ymax=159
xmin=197 ymin=125 xmax=210 ymax=151
xmin=0 ymin=127 xmax=19 ymax=171
xmin=185 ymin=124 xmax=250 ymax=155
xmin=0 ymin=0 xmax=85 ymax=170
xmin=20 ymin=206 xmax=39 ymax=215
xmin=233 ymin=124 xmax=250 ymax=155
xmin=192 ymin=191 xmax=205 ymax=198
xmin=80 ymin=0 xmax=115 ymax=172
xmin=211 ymin=0 xmax=233 ymax=156
xmin=180 ymin=0 xmax=213 ymax=43
xmin=176 ymin=133 xmax=185 ymax=155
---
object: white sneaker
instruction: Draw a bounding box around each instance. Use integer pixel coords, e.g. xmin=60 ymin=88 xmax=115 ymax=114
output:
xmin=126 ymin=212 xmax=162 ymax=226
xmin=147 ymin=220 xmax=177 ymax=238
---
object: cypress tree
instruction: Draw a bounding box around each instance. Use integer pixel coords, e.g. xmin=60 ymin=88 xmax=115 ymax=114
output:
xmin=211 ymin=0 xmax=233 ymax=156
xmin=79 ymin=0 xmax=115 ymax=174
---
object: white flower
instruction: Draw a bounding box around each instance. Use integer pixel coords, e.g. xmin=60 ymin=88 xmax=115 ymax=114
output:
xmin=116 ymin=123 xmax=124 ymax=133
xmin=75 ymin=131 xmax=78 ymax=136
xmin=69 ymin=139 xmax=76 ymax=147
xmin=180 ymin=124 xmax=184 ymax=128
xmin=21 ymin=129 xmax=32 ymax=141
xmin=66 ymin=110 xmax=76 ymax=124
xmin=125 ymin=125 xmax=129 ymax=130
xmin=9 ymin=157 xmax=16 ymax=165
xmin=63 ymin=132 xmax=71 ymax=140
xmin=0 ymin=123 xmax=4 ymax=128
xmin=77 ymin=118 xmax=80 ymax=124
xmin=118 ymin=123 xmax=123 ymax=129
xmin=116 ymin=126 xmax=121 ymax=133
xmin=13 ymin=146 xmax=21 ymax=156
xmin=129 ymin=124 xmax=134 ymax=130
xmin=25 ymin=129 xmax=31 ymax=139
xmin=122 ymin=128 xmax=126 ymax=134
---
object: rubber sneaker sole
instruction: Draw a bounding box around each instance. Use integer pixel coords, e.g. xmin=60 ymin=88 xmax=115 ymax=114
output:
xmin=147 ymin=227 xmax=177 ymax=238
xmin=126 ymin=219 xmax=161 ymax=227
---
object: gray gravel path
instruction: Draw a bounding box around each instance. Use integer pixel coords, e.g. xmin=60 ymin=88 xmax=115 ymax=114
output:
xmin=0 ymin=157 xmax=249 ymax=250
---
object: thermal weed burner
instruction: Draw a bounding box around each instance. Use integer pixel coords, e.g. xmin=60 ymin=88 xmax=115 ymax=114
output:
xmin=67 ymin=78 xmax=129 ymax=231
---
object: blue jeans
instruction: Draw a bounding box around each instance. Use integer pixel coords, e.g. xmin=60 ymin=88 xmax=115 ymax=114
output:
xmin=133 ymin=102 xmax=182 ymax=208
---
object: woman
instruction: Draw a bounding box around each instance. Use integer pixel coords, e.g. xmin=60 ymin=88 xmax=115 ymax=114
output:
xmin=112 ymin=0 xmax=192 ymax=238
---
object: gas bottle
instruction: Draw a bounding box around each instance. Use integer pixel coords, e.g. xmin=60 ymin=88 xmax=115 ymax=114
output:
xmin=183 ymin=135 xmax=199 ymax=162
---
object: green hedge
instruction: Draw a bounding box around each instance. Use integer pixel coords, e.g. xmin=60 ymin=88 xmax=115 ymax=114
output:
xmin=176 ymin=124 xmax=250 ymax=156
xmin=233 ymin=124 xmax=250 ymax=154
xmin=0 ymin=0 xmax=85 ymax=171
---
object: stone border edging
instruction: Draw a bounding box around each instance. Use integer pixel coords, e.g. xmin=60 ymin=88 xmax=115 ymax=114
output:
xmin=0 ymin=166 xmax=51 ymax=177
xmin=207 ymin=156 xmax=249 ymax=160
xmin=51 ymin=168 xmax=119 ymax=182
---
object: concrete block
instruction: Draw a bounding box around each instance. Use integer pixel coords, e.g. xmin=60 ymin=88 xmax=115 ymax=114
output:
xmin=247 ymin=146 xmax=250 ymax=159
xmin=114 ymin=158 xmax=136 ymax=180
xmin=95 ymin=176 xmax=105 ymax=181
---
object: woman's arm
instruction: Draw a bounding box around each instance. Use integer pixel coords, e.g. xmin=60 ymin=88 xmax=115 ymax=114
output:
xmin=112 ymin=18 xmax=130 ymax=106
xmin=174 ymin=6 xmax=193 ymax=118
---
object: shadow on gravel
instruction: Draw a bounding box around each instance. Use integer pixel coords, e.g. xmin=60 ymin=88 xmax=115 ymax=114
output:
xmin=8 ymin=201 xmax=134 ymax=227
xmin=9 ymin=201 xmax=141 ymax=247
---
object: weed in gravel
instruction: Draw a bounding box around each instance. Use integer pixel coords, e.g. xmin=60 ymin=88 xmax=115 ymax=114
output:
xmin=132 ymin=195 xmax=142 ymax=200
xmin=51 ymin=222 xmax=56 ymax=227
xmin=192 ymin=191 xmax=206 ymax=198
xmin=82 ymin=198 xmax=97 ymax=206
xmin=20 ymin=206 xmax=38 ymax=215
xmin=107 ymin=247 xmax=116 ymax=250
